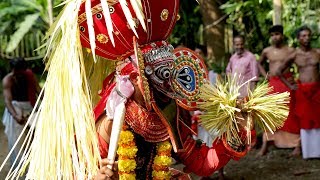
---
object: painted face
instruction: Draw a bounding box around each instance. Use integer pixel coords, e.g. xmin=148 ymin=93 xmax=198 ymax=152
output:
xmin=233 ymin=37 xmax=245 ymax=55
xmin=143 ymin=45 xmax=177 ymax=99
xmin=270 ymin=32 xmax=283 ymax=45
xmin=298 ymin=30 xmax=311 ymax=47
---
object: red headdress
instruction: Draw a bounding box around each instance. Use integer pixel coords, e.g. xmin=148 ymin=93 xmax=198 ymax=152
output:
xmin=78 ymin=0 xmax=180 ymax=61
xmin=78 ymin=0 xmax=208 ymax=112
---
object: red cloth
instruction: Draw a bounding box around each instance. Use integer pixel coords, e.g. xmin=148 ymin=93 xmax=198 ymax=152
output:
xmin=25 ymin=69 xmax=38 ymax=107
xmin=295 ymin=81 xmax=320 ymax=129
xmin=268 ymin=73 xmax=292 ymax=93
xmin=268 ymin=73 xmax=300 ymax=134
xmin=98 ymin=133 xmax=109 ymax=159
xmin=177 ymin=119 xmax=254 ymax=177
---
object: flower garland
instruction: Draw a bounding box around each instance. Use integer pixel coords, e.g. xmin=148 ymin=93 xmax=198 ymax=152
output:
xmin=117 ymin=129 xmax=173 ymax=180
xmin=152 ymin=141 xmax=173 ymax=180
xmin=117 ymin=130 xmax=138 ymax=180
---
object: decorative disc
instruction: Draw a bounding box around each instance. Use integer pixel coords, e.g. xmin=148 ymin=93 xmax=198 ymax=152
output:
xmin=172 ymin=47 xmax=208 ymax=110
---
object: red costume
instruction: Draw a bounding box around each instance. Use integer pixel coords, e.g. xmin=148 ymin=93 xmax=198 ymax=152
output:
xmin=93 ymin=67 xmax=254 ymax=177
xmin=295 ymin=81 xmax=320 ymax=129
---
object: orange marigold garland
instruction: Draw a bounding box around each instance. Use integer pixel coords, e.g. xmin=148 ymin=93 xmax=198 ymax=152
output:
xmin=152 ymin=141 xmax=173 ymax=180
xmin=117 ymin=130 xmax=138 ymax=180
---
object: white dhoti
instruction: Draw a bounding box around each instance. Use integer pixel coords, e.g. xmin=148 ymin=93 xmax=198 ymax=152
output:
xmin=2 ymin=101 xmax=33 ymax=165
xmin=301 ymin=129 xmax=320 ymax=159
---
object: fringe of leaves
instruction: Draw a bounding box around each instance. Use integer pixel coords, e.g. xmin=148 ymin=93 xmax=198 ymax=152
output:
xmin=197 ymin=75 xmax=290 ymax=145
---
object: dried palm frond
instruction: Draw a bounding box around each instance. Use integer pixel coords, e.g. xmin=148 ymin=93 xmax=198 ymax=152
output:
xmin=1 ymin=1 xmax=101 ymax=179
xmin=100 ymin=0 xmax=115 ymax=46
xmin=119 ymin=0 xmax=139 ymax=37
xmin=83 ymin=50 xmax=116 ymax=105
xmin=197 ymin=75 xmax=290 ymax=146
xmin=85 ymin=0 xmax=97 ymax=61
xmin=197 ymin=74 xmax=243 ymax=144
xmin=244 ymin=82 xmax=290 ymax=133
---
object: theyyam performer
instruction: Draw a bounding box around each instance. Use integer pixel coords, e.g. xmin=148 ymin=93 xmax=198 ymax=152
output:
xmin=0 ymin=0 xmax=290 ymax=179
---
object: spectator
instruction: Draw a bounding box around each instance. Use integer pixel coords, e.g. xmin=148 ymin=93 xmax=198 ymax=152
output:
xmin=226 ymin=35 xmax=259 ymax=98
xmin=277 ymin=26 xmax=320 ymax=159
xmin=257 ymin=25 xmax=300 ymax=157
xmin=2 ymin=57 xmax=40 ymax=166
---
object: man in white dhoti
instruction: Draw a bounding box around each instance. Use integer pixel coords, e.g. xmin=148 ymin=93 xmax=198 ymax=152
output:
xmin=2 ymin=58 xmax=39 ymax=166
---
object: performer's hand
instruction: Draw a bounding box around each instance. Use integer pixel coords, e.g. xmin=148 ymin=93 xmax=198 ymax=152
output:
xmin=94 ymin=159 xmax=118 ymax=180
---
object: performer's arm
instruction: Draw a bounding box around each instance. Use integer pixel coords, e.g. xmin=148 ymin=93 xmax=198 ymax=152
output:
xmin=177 ymin=113 xmax=255 ymax=177
xmin=94 ymin=113 xmax=117 ymax=180
xmin=258 ymin=49 xmax=268 ymax=78
xmin=2 ymin=75 xmax=23 ymax=124
xmin=95 ymin=113 xmax=112 ymax=158
xmin=276 ymin=50 xmax=297 ymax=90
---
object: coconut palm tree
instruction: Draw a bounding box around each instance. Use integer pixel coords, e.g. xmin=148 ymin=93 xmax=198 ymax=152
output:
xmin=0 ymin=0 xmax=63 ymax=60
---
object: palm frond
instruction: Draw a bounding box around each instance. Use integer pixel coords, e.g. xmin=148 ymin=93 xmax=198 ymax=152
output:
xmin=197 ymin=75 xmax=289 ymax=145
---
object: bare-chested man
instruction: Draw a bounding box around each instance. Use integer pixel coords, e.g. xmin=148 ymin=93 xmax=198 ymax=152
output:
xmin=2 ymin=58 xmax=40 ymax=166
xmin=258 ymin=25 xmax=300 ymax=156
xmin=277 ymin=26 xmax=320 ymax=159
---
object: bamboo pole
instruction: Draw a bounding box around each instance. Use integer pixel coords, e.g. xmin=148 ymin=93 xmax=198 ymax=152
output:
xmin=273 ymin=0 xmax=282 ymax=25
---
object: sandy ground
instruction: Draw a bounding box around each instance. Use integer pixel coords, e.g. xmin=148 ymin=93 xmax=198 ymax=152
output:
xmin=173 ymin=146 xmax=320 ymax=180
xmin=221 ymin=148 xmax=320 ymax=180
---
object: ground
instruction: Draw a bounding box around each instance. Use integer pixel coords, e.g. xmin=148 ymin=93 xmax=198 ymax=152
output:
xmin=220 ymin=148 xmax=320 ymax=180
xmin=177 ymin=146 xmax=320 ymax=180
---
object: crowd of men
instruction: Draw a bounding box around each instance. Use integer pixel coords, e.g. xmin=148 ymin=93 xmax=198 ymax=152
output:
xmin=191 ymin=25 xmax=319 ymax=179
xmin=226 ymin=25 xmax=320 ymax=159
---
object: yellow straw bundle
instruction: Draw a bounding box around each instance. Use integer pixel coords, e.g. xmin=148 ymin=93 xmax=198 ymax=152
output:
xmin=197 ymin=75 xmax=242 ymax=144
xmin=244 ymin=82 xmax=290 ymax=133
xmin=83 ymin=51 xmax=116 ymax=105
xmin=197 ymin=75 xmax=290 ymax=145
xmin=3 ymin=1 xmax=101 ymax=179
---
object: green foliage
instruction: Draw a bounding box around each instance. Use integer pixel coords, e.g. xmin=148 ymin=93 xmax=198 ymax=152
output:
xmin=169 ymin=0 xmax=203 ymax=49
xmin=283 ymin=0 xmax=320 ymax=47
xmin=0 ymin=0 xmax=64 ymax=53
xmin=221 ymin=0 xmax=273 ymax=54
xmin=6 ymin=13 xmax=40 ymax=52
xmin=221 ymin=0 xmax=320 ymax=54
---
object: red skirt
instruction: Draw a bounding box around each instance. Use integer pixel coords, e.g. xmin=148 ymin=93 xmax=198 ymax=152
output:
xmin=295 ymin=81 xmax=320 ymax=129
xmin=268 ymin=73 xmax=292 ymax=94
xmin=268 ymin=74 xmax=300 ymax=134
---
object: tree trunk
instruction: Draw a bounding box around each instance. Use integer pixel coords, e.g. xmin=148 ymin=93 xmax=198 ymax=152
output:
xmin=273 ymin=0 xmax=282 ymax=25
xmin=199 ymin=0 xmax=225 ymax=63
